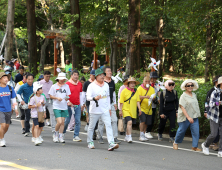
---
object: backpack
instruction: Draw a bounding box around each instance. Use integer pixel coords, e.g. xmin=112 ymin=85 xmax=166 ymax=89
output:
xmin=162 ymin=89 xmax=177 ymax=108
xmin=8 ymin=85 xmax=12 ymax=98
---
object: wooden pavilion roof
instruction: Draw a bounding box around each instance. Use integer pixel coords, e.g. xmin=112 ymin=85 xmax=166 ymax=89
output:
xmin=43 ymin=30 xmax=170 ymax=48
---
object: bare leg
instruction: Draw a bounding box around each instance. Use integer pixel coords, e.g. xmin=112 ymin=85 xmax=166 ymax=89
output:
xmin=126 ymin=121 xmax=132 ymax=135
xmin=59 ymin=118 xmax=65 ymax=133
xmin=34 ymin=125 xmax=39 ymax=138
xmin=32 ymin=124 xmax=34 ymax=137
xmin=55 ymin=118 xmax=62 ymax=132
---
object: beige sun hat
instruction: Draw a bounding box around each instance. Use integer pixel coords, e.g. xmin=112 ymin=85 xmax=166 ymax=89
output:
xmin=180 ymin=79 xmax=199 ymax=91
xmin=217 ymin=77 xmax=222 ymax=86
xmin=55 ymin=72 xmax=68 ymax=80
xmin=124 ymin=76 xmax=140 ymax=85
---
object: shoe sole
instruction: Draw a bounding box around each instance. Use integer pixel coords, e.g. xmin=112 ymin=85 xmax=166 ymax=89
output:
xmin=128 ymin=141 xmax=132 ymax=143
xmin=114 ymin=141 xmax=121 ymax=144
xmin=1 ymin=145 xmax=6 ymax=147
xmin=108 ymin=144 xmax=119 ymax=151
xmin=88 ymin=147 xmax=95 ymax=149
xmin=73 ymin=140 xmax=82 ymax=142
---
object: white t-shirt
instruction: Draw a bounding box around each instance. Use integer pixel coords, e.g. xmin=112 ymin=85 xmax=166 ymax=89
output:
xmin=28 ymin=95 xmax=46 ymax=118
xmin=48 ymin=83 xmax=71 ymax=110
xmin=86 ymin=82 xmax=110 ymax=114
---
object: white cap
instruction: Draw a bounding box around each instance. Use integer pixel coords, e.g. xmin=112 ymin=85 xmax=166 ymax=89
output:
xmin=55 ymin=72 xmax=68 ymax=80
xmin=33 ymin=82 xmax=43 ymax=93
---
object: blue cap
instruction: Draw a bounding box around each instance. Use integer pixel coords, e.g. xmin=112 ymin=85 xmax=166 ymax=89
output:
xmin=90 ymin=70 xmax=95 ymax=75
xmin=5 ymin=71 xmax=11 ymax=75
xmin=39 ymin=75 xmax=44 ymax=79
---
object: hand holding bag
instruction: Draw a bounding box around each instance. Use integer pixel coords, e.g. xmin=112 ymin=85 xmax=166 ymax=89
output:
xmin=34 ymin=97 xmax=45 ymax=123
xmin=118 ymin=117 xmax=124 ymax=132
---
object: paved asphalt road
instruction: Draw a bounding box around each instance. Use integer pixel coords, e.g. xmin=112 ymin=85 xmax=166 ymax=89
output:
xmin=0 ymin=116 xmax=221 ymax=170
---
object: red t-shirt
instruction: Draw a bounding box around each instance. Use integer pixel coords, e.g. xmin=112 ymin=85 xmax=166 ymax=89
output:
xmin=15 ymin=63 xmax=20 ymax=70
xmin=66 ymin=81 xmax=82 ymax=105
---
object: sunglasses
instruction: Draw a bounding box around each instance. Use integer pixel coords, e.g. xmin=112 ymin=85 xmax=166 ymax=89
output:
xmin=168 ymin=83 xmax=175 ymax=86
xmin=186 ymin=85 xmax=194 ymax=88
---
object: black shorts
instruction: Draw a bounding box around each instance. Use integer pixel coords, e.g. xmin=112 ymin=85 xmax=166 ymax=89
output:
xmin=139 ymin=112 xmax=152 ymax=125
xmin=33 ymin=118 xmax=45 ymax=127
xmin=124 ymin=116 xmax=136 ymax=125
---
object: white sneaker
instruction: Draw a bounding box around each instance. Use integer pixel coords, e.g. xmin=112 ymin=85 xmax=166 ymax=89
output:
xmin=139 ymin=136 xmax=147 ymax=142
xmin=73 ymin=136 xmax=82 ymax=142
xmin=53 ymin=134 xmax=59 ymax=143
xmin=16 ymin=115 xmax=20 ymax=118
xmin=128 ymin=136 xmax=132 ymax=143
xmin=124 ymin=136 xmax=129 ymax=142
xmin=218 ymin=152 xmax=222 ymax=157
xmin=35 ymin=138 xmax=41 ymax=146
xmin=39 ymin=136 xmax=43 ymax=143
xmin=145 ymin=132 xmax=153 ymax=139
xmin=84 ymin=125 xmax=89 ymax=132
xmin=32 ymin=137 xmax=36 ymax=143
xmin=24 ymin=132 xmax=29 ymax=137
xmin=59 ymin=136 xmax=65 ymax=143
xmin=0 ymin=139 xmax=6 ymax=147
xmin=88 ymin=142 xmax=95 ymax=149
xmin=201 ymin=143 xmax=209 ymax=155
xmin=46 ymin=122 xmax=50 ymax=126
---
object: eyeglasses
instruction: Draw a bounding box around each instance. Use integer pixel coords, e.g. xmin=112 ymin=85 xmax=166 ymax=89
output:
xmin=98 ymin=74 xmax=105 ymax=77
xmin=169 ymin=83 xmax=175 ymax=86
xmin=186 ymin=85 xmax=194 ymax=88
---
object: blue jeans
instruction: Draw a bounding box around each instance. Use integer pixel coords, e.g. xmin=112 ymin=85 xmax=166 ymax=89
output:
xmin=175 ymin=118 xmax=199 ymax=148
xmin=63 ymin=105 xmax=81 ymax=138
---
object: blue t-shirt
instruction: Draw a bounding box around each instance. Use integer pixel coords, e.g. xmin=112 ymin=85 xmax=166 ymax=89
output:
xmin=15 ymin=73 xmax=23 ymax=83
xmin=0 ymin=85 xmax=16 ymax=112
xmin=17 ymin=83 xmax=33 ymax=104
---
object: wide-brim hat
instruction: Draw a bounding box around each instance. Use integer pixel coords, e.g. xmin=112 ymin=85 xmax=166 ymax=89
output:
xmin=124 ymin=76 xmax=140 ymax=85
xmin=33 ymin=82 xmax=43 ymax=93
xmin=181 ymin=79 xmax=199 ymax=91
xmin=217 ymin=77 xmax=222 ymax=86
xmin=95 ymin=68 xmax=105 ymax=77
xmin=0 ymin=72 xmax=10 ymax=79
xmin=55 ymin=72 xmax=68 ymax=80
xmin=150 ymin=71 xmax=159 ymax=78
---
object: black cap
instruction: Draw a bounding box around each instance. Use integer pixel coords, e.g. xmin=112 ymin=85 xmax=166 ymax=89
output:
xmin=150 ymin=71 xmax=159 ymax=78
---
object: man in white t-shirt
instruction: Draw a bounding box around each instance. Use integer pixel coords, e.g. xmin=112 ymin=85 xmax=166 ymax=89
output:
xmin=48 ymin=73 xmax=71 ymax=143
xmin=86 ymin=68 xmax=119 ymax=151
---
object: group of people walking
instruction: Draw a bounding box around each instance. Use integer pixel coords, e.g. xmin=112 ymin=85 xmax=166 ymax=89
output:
xmin=0 ymin=65 xmax=222 ymax=156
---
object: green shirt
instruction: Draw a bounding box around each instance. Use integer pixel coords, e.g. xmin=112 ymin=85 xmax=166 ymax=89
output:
xmin=177 ymin=92 xmax=201 ymax=123
xmin=65 ymin=64 xmax=72 ymax=72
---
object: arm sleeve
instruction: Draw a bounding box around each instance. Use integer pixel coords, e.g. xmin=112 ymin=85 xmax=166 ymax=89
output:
xmin=113 ymin=91 xmax=116 ymax=104
xmin=175 ymin=91 xmax=179 ymax=110
xmin=28 ymin=97 xmax=35 ymax=106
xmin=82 ymin=92 xmax=86 ymax=104
xmin=179 ymin=94 xmax=186 ymax=108
xmin=107 ymin=88 xmax=111 ymax=110
xmin=79 ymin=92 xmax=83 ymax=106
xmin=209 ymin=90 xmax=217 ymax=108
xmin=159 ymin=91 xmax=164 ymax=115
xmin=17 ymin=94 xmax=23 ymax=102
xmin=86 ymin=84 xmax=93 ymax=101
xmin=119 ymin=89 xmax=125 ymax=104
xmin=17 ymin=85 xmax=23 ymax=95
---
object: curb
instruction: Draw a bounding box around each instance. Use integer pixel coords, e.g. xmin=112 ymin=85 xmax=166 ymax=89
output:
xmin=81 ymin=121 xmax=206 ymax=143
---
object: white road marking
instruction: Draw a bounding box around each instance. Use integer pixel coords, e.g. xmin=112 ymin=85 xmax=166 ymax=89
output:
xmin=11 ymin=118 xmax=218 ymax=156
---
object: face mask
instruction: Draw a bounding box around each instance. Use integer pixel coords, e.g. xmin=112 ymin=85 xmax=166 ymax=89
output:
xmin=146 ymin=84 xmax=150 ymax=88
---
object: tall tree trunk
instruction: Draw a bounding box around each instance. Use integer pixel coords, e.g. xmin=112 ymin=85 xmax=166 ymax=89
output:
xmin=4 ymin=0 xmax=15 ymax=61
xmin=70 ymin=0 xmax=81 ymax=69
xmin=205 ymin=22 xmax=212 ymax=82
xmin=168 ymin=43 xmax=173 ymax=72
xmin=126 ymin=0 xmax=140 ymax=76
xmin=112 ymin=40 xmax=118 ymax=73
xmin=26 ymin=0 xmax=37 ymax=74
xmin=14 ymin=33 xmax=22 ymax=64
xmin=156 ymin=17 xmax=164 ymax=77
xmin=40 ymin=39 xmax=49 ymax=73
xmin=60 ymin=41 xmax=65 ymax=68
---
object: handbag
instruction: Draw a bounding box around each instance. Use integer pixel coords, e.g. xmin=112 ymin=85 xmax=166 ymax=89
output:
xmin=118 ymin=117 xmax=124 ymax=132
xmin=34 ymin=97 xmax=45 ymax=123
